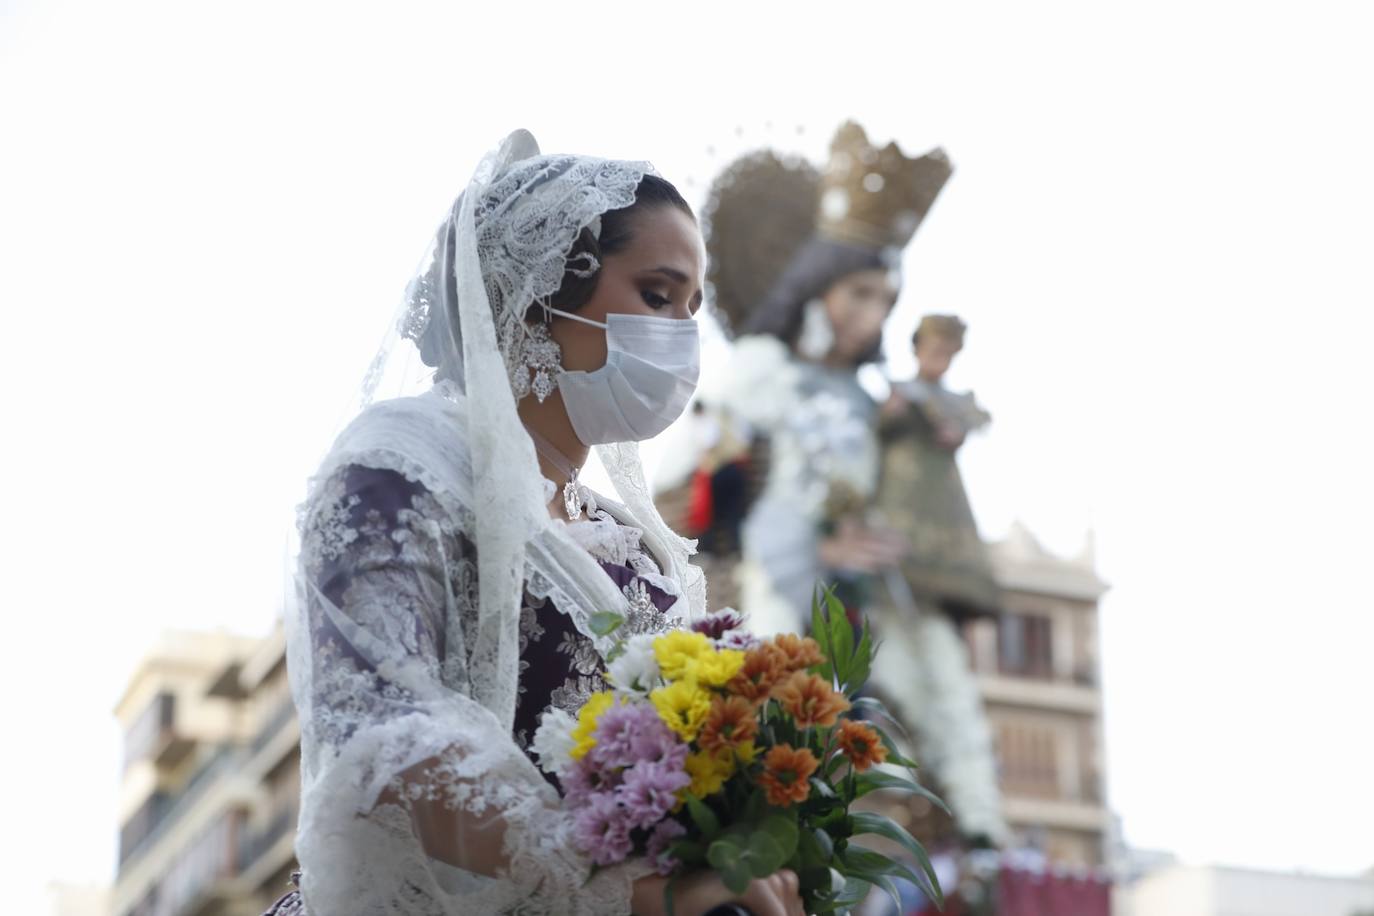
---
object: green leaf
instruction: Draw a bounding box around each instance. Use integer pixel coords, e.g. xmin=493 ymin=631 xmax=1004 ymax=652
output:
xmin=758 ymin=813 xmax=800 ymax=861
xmin=849 ymin=618 xmax=873 ymax=691
xmin=685 ymin=794 xmax=720 ymax=839
xmin=825 ymin=589 xmax=854 ymax=686
xmin=666 ymin=838 xmax=705 ymax=865
xmin=852 ymin=767 xmax=916 ymax=797
xmin=811 ymin=586 xmax=835 ymax=683
xmin=706 ymin=838 xmax=751 ymax=894
xmin=816 ymin=806 xmax=851 ymax=836
xmin=812 ymin=826 xmax=835 ymax=862
xmin=831 ymin=875 xmax=872 ymax=908
xmin=845 ymin=844 xmax=941 ymax=905
xmin=849 ymin=812 xmax=944 ymax=907
xmin=588 ymin=611 xmax=624 ymax=637
xmin=838 ymin=844 xmax=892 ymax=872
xmin=872 ymin=724 xmax=923 ymax=773
xmin=742 ymin=790 xmax=765 ymax=824
xmin=837 ymin=848 xmax=907 ymax=914
xmin=797 ymin=828 xmax=824 ymax=870
xmin=710 ymin=830 xmax=790 ymax=891
xmin=853 ymin=767 xmax=951 ymax=815
xmin=811 ymin=776 xmax=837 ymax=798
xmin=851 ymin=696 xmax=911 ymax=742
xmin=743 ymin=831 xmax=786 ymax=876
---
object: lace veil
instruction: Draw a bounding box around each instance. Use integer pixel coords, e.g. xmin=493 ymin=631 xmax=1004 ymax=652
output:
xmin=352 ymin=129 xmax=702 ymax=729
xmin=285 ymin=130 xmax=705 ymax=913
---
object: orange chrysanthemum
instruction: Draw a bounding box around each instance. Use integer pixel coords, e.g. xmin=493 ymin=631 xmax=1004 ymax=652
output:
xmin=757 ymin=743 xmax=819 ymax=807
xmin=835 ymin=719 xmax=888 ymax=772
xmin=699 ymin=695 xmax=760 ymax=755
xmin=772 ymin=671 xmax=851 ymax=728
xmin=771 ymin=633 xmax=824 ymax=672
xmin=727 ymin=644 xmax=786 ymax=704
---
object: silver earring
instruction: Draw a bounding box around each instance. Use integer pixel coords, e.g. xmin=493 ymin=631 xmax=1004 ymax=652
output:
xmin=520 ymin=320 xmax=563 ymax=403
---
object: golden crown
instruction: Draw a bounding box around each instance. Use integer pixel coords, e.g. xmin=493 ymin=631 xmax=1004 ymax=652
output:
xmin=817 ymin=121 xmax=953 ymax=250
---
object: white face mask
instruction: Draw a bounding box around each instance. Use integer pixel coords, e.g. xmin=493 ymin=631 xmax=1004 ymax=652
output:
xmin=549 ymin=309 xmax=700 ymax=446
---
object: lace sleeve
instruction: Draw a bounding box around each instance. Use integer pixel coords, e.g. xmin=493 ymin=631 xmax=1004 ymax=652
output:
xmin=289 ymin=465 xmax=639 ymax=915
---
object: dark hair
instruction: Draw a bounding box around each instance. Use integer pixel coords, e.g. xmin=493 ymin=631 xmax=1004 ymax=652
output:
xmin=545 ymin=174 xmax=695 ymax=315
xmin=744 ymin=235 xmax=890 ymax=366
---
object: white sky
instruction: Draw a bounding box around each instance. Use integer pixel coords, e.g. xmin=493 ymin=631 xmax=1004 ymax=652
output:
xmin=3 ymin=0 xmax=1372 ymax=908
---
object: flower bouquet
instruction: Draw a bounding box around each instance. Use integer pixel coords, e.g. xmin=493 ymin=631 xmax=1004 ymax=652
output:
xmin=530 ymin=588 xmax=947 ymax=914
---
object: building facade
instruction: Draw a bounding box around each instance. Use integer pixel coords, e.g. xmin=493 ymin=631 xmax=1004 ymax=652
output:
xmin=112 ymin=629 xmax=298 ymax=916
xmin=1116 ymin=863 xmax=1374 ymax=916
xmin=968 ymin=523 xmax=1112 ymax=867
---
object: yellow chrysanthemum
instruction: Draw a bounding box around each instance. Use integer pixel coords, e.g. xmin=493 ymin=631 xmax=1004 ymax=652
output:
xmin=653 ymin=630 xmax=712 ymax=681
xmin=684 ymin=748 xmax=736 ymax=799
xmin=650 ymin=678 xmax=712 ymax=741
xmin=567 ymin=690 xmax=617 ymax=761
xmin=732 ymin=740 xmax=759 ymax=766
xmin=691 ymin=647 xmax=746 ymax=688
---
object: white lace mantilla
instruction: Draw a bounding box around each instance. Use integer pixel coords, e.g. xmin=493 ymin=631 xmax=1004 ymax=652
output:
xmin=287 ymin=389 xmax=685 ymax=915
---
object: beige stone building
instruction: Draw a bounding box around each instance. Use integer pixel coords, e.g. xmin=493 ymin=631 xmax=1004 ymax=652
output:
xmin=1115 ymin=863 xmax=1374 ymax=916
xmin=112 ymin=629 xmax=299 ymax=916
xmin=965 ymin=523 xmax=1112 ymax=866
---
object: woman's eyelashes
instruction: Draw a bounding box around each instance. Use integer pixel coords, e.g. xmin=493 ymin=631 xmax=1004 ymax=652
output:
xmin=640 ymin=289 xmax=673 ymax=309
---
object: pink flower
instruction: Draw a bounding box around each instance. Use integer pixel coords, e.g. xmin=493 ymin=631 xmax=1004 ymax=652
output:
xmin=720 ymin=629 xmax=761 ymax=651
xmin=589 ymin=701 xmax=686 ymax=772
xmin=646 ymin=819 xmax=688 ymax=876
xmin=562 ymin=755 xmax=621 ymax=807
xmin=572 ymin=792 xmax=634 ymax=866
xmin=692 ymin=608 xmax=746 ymax=641
xmin=616 ymin=759 xmax=691 ymax=830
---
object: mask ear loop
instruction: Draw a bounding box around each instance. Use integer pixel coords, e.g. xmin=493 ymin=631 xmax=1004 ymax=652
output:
xmin=544 ymin=304 xmax=608 ymax=330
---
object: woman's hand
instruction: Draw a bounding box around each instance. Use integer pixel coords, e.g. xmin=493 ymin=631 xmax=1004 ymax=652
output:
xmin=632 ymin=869 xmax=805 ymax=916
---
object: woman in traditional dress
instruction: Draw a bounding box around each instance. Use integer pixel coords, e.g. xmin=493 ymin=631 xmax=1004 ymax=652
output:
xmin=269 ymin=131 xmax=803 ymax=916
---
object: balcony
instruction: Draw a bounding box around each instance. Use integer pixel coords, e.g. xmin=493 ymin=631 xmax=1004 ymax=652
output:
xmin=123 ymin=692 xmax=197 ymax=772
xmin=123 ymin=693 xmax=173 ymax=770
xmin=118 ymin=746 xmax=234 ymax=875
xmin=236 ymin=799 xmax=299 ymax=894
xmin=978 ymin=674 xmax=1100 ymax=714
xmin=158 ymin=810 xmax=242 ymax=916
xmin=119 ymin=792 xmax=172 ymax=868
xmin=1002 ymin=795 xmax=1109 ymax=833
xmin=250 ymin=693 xmax=297 ymax=758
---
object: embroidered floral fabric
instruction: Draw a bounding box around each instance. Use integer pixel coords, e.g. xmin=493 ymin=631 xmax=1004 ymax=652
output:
xmin=283 ymin=394 xmax=683 ymax=915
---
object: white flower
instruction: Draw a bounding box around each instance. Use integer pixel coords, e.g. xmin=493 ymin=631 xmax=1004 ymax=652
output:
xmin=530 ymin=707 xmax=578 ymax=777
xmin=605 ymin=633 xmax=660 ymax=694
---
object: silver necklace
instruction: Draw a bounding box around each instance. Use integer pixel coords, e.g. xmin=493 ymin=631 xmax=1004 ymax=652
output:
xmin=525 ymin=426 xmax=596 ymax=521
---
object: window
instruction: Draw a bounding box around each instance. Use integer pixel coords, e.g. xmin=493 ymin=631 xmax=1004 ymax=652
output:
xmin=123 ymin=692 xmax=175 ymax=770
xmin=996 ymin=721 xmax=1060 ymax=799
xmin=998 ymin=612 xmax=1053 ymax=679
